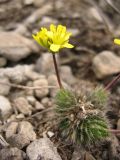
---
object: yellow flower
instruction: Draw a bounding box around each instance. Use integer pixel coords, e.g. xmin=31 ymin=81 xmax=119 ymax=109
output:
xmin=32 ymin=24 xmax=74 ymax=53
xmin=114 ymin=38 xmax=120 ymax=45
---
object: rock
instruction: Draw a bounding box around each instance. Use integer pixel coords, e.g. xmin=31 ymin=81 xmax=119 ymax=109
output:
xmin=25 ymin=70 xmax=44 ymax=81
xmin=39 ymin=16 xmax=58 ymax=27
xmin=0 ymin=32 xmax=38 ymax=61
xmin=25 ymin=3 xmax=52 ymax=25
xmin=26 ymin=137 xmax=62 ymax=160
xmin=27 ymin=96 xmax=36 ymax=105
xmin=117 ymin=119 xmax=120 ymax=129
xmin=33 ymin=78 xmax=49 ymax=99
xmin=0 ymin=65 xmax=33 ymax=84
xmin=35 ymin=101 xmax=44 ymax=110
xmin=88 ymin=7 xmax=103 ymax=22
xmin=0 ymin=96 xmax=12 ymax=119
xmin=5 ymin=122 xmax=18 ymax=139
xmin=0 ymin=134 xmax=9 ymax=148
xmin=0 ymin=77 xmax=11 ymax=96
xmin=35 ymin=53 xmax=59 ymax=76
xmin=18 ymin=121 xmax=36 ymax=141
xmin=15 ymin=24 xmax=29 ymax=35
xmin=16 ymin=114 xmax=25 ymax=120
xmin=41 ymin=97 xmax=53 ymax=108
xmin=47 ymin=74 xmax=59 ymax=97
xmin=92 ymin=51 xmax=120 ymax=79
xmin=6 ymin=121 xmax=36 ymax=149
xmin=48 ymin=74 xmax=68 ymax=97
xmin=84 ymin=152 xmax=96 ymax=160
xmin=0 ymin=57 xmax=7 ymax=67
xmin=72 ymin=150 xmax=96 ymax=160
xmin=0 ymin=147 xmax=26 ymax=160
xmin=68 ymin=28 xmax=80 ymax=37
xmin=23 ymin=0 xmax=34 ymax=5
xmin=33 ymin=0 xmax=45 ymax=7
xmin=60 ymin=65 xmax=76 ymax=85
xmin=13 ymin=97 xmax=32 ymax=115
xmin=47 ymin=131 xmax=54 ymax=138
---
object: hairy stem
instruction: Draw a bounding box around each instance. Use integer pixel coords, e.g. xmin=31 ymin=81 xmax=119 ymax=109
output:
xmin=52 ymin=54 xmax=63 ymax=89
xmin=105 ymin=73 xmax=120 ymax=90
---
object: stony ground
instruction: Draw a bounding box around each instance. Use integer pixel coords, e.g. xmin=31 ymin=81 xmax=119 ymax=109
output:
xmin=0 ymin=0 xmax=120 ymax=160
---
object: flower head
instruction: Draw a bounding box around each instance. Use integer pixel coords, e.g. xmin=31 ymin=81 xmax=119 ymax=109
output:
xmin=32 ymin=24 xmax=74 ymax=53
xmin=114 ymin=38 xmax=120 ymax=45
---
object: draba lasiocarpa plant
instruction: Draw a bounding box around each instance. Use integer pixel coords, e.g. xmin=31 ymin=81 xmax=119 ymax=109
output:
xmin=55 ymin=87 xmax=109 ymax=146
xmin=32 ymin=24 xmax=120 ymax=147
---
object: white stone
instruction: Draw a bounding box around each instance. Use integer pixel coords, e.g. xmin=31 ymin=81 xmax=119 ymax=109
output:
xmin=33 ymin=78 xmax=49 ymax=98
xmin=27 ymin=137 xmax=62 ymax=160
xmin=0 ymin=96 xmax=12 ymax=119
xmin=13 ymin=97 xmax=32 ymax=115
xmin=0 ymin=32 xmax=38 ymax=61
xmin=0 ymin=77 xmax=11 ymax=96
xmin=92 ymin=51 xmax=120 ymax=79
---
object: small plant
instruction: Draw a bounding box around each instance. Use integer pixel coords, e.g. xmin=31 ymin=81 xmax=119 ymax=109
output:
xmin=55 ymin=88 xmax=109 ymax=147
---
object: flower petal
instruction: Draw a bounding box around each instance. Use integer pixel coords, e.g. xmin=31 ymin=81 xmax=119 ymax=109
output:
xmin=63 ymin=43 xmax=74 ymax=48
xmin=114 ymin=38 xmax=120 ymax=45
xmin=46 ymin=31 xmax=53 ymax=39
xmin=50 ymin=24 xmax=56 ymax=33
xmin=50 ymin=44 xmax=60 ymax=52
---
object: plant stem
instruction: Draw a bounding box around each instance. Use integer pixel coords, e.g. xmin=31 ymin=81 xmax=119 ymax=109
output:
xmin=109 ymin=129 xmax=120 ymax=135
xmin=105 ymin=73 xmax=120 ymax=90
xmin=52 ymin=54 xmax=63 ymax=89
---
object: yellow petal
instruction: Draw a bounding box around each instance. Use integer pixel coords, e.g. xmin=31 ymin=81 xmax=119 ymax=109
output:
xmin=114 ymin=38 xmax=120 ymax=45
xmin=46 ymin=31 xmax=53 ymax=39
xmin=57 ymin=25 xmax=66 ymax=34
xmin=50 ymin=44 xmax=60 ymax=52
xmin=63 ymin=43 xmax=74 ymax=48
xmin=32 ymin=34 xmax=41 ymax=44
xmin=50 ymin=24 xmax=56 ymax=33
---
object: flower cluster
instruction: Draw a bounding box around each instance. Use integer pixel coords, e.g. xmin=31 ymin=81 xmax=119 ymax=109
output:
xmin=32 ymin=24 xmax=74 ymax=53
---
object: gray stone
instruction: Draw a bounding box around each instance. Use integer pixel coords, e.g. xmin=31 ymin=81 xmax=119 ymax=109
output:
xmin=0 ymin=32 xmax=38 ymax=61
xmin=13 ymin=97 xmax=32 ymax=115
xmin=6 ymin=121 xmax=36 ymax=149
xmin=23 ymin=0 xmax=34 ymax=5
xmin=35 ymin=53 xmax=59 ymax=76
xmin=0 ymin=96 xmax=12 ymax=119
xmin=27 ymin=96 xmax=36 ymax=105
xmin=68 ymin=28 xmax=80 ymax=37
xmin=35 ymin=101 xmax=44 ymax=110
xmin=41 ymin=97 xmax=53 ymax=108
xmin=39 ymin=16 xmax=58 ymax=27
xmin=0 ymin=57 xmax=7 ymax=67
xmin=33 ymin=0 xmax=45 ymax=7
xmin=47 ymin=74 xmax=59 ymax=97
xmin=60 ymin=65 xmax=76 ymax=85
xmin=5 ymin=122 xmax=18 ymax=139
xmin=0 ymin=77 xmax=11 ymax=95
xmin=25 ymin=70 xmax=44 ymax=81
xmin=33 ymin=78 xmax=49 ymax=98
xmin=88 ymin=7 xmax=103 ymax=22
xmin=26 ymin=137 xmax=62 ymax=160
xmin=92 ymin=51 xmax=120 ymax=79
xmin=0 ymin=65 xmax=33 ymax=83
xmin=48 ymin=74 xmax=68 ymax=97
xmin=18 ymin=121 xmax=36 ymax=141
xmin=0 ymin=147 xmax=26 ymax=160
